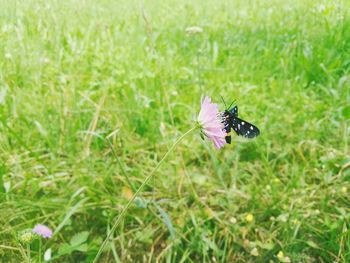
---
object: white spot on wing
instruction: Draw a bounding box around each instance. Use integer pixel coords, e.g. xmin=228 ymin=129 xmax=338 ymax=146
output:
xmin=250 ymin=126 xmax=253 ymax=130
xmin=241 ymin=121 xmax=245 ymax=125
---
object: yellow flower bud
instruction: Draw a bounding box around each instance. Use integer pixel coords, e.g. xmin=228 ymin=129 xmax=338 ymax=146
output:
xmin=245 ymin=213 xmax=254 ymax=222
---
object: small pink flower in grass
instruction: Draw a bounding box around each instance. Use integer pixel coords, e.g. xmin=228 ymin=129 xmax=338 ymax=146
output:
xmin=32 ymin=224 xmax=52 ymax=239
xmin=197 ymin=96 xmax=227 ymax=149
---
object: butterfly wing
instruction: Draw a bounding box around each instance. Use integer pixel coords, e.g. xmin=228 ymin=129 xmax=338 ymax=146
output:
xmin=231 ymin=117 xmax=260 ymax=138
xmin=229 ymin=106 xmax=238 ymax=117
xmin=223 ymin=105 xmax=259 ymax=142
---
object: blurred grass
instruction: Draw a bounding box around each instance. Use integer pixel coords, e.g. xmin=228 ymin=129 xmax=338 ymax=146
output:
xmin=0 ymin=0 xmax=350 ymax=262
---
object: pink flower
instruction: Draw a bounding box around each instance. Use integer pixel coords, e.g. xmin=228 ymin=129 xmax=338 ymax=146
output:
xmin=197 ymin=96 xmax=226 ymax=149
xmin=32 ymin=224 xmax=52 ymax=239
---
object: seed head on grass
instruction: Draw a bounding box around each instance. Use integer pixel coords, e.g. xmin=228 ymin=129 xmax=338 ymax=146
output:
xmin=185 ymin=26 xmax=203 ymax=34
xmin=197 ymin=96 xmax=226 ymax=149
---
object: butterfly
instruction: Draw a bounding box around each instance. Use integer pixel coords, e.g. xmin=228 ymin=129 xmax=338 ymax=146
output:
xmin=221 ymin=98 xmax=260 ymax=144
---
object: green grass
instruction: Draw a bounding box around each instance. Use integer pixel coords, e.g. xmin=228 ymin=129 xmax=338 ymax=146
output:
xmin=1 ymin=0 xmax=350 ymax=262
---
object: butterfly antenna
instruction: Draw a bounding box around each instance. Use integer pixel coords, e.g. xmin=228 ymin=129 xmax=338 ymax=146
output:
xmin=220 ymin=95 xmax=227 ymax=109
xmin=228 ymin=99 xmax=236 ymax=109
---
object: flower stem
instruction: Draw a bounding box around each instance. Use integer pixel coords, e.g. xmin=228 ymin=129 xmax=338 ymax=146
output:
xmin=27 ymin=244 xmax=31 ymax=263
xmin=38 ymin=239 xmax=42 ymax=263
xmin=93 ymin=126 xmax=197 ymax=263
xmin=106 ymin=137 xmax=136 ymax=192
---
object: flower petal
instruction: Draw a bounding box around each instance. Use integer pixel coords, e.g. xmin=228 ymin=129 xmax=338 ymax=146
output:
xmin=32 ymin=224 xmax=52 ymax=239
xmin=198 ymin=96 xmax=227 ymax=149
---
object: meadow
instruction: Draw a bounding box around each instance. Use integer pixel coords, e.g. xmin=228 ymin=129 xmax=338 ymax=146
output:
xmin=1 ymin=0 xmax=350 ymax=262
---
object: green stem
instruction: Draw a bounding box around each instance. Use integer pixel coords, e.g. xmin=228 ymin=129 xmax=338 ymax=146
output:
xmin=93 ymin=126 xmax=197 ymax=263
xmin=27 ymin=244 xmax=31 ymax=263
xmin=38 ymin=239 xmax=42 ymax=263
xmin=106 ymin=138 xmax=136 ymax=192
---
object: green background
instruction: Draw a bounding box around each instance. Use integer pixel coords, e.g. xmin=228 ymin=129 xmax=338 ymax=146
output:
xmin=0 ymin=0 xmax=350 ymax=262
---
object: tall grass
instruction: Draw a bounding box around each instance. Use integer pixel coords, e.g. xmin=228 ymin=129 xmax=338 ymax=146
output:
xmin=0 ymin=0 xmax=349 ymax=262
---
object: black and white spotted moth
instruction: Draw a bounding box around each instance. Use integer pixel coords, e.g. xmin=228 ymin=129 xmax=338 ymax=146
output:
xmin=222 ymin=103 xmax=260 ymax=143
